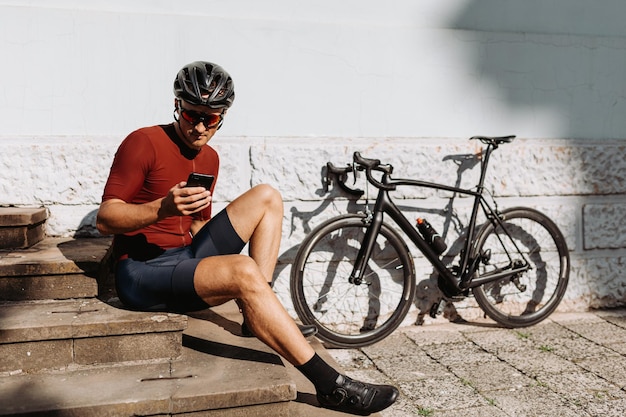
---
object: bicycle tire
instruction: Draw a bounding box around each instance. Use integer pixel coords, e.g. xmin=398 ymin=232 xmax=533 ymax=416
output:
xmin=291 ymin=214 xmax=416 ymax=348
xmin=472 ymin=207 xmax=570 ymax=327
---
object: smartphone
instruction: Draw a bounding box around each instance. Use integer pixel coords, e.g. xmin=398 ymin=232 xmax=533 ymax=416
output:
xmin=185 ymin=172 xmax=215 ymax=190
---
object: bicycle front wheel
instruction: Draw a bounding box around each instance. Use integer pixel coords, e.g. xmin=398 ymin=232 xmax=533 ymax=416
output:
xmin=291 ymin=214 xmax=416 ymax=348
xmin=472 ymin=207 xmax=570 ymax=327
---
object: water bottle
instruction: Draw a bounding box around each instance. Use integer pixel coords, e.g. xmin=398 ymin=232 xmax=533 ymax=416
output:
xmin=416 ymin=218 xmax=447 ymax=255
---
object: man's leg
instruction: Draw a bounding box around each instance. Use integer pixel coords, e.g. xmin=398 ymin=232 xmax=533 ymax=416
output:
xmin=193 ymin=254 xmax=313 ymax=364
xmin=223 ymin=184 xmax=283 ymax=283
xmin=193 ymin=184 xmax=399 ymax=414
xmin=222 ymin=184 xmax=316 ymax=338
xmin=192 ymin=253 xmax=398 ymax=415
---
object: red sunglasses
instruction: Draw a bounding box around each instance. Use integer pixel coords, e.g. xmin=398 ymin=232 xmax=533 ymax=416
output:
xmin=179 ymin=107 xmax=223 ymax=129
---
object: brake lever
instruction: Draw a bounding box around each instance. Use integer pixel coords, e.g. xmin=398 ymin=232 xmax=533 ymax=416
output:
xmin=351 ymin=162 xmax=359 ymax=185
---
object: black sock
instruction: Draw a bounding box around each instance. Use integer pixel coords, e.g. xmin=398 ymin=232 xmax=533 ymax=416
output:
xmin=296 ymin=353 xmax=341 ymax=395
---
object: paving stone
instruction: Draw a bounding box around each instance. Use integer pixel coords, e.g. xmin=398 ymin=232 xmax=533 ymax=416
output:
xmin=398 ymin=376 xmax=487 ymax=411
xmin=402 ymin=327 xmax=468 ymax=347
xmin=496 ymin=346 xmax=580 ymax=377
xmin=575 ymin=355 xmax=626 ymax=388
xmin=329 ymin=309 xmax=626 ymax=417
xmin=432 ymin=405 xmax=510 ymax=417
xmin=421 ymin=341 xmax=499 ymax=367
xmin=605 ymin=341 xmax=626 ymax=355
xmin=369 ymin=350 xmax=450 ymax=383
xmin=524 ymin=321 xmax=578 ymax=342
xmin=462 ymin=328 xmax=534 ymax=354
xmin=361 ymin=333 xmax=420 ymax=359
xmin=581 ymin=397 xmax=626 ymax=417
xmin=487 ymin=385 xmax=583 ymax=417
xmin=449 ymin=361 xmax=533 ymax=392
xmin=561 ymin=321 xmax=626 ymax=345
xmin=536 ymin=370 xmax=625 ymax=406
xmin=548 ymin=311 xmax=607 ymax=325
xmin=548 ymin=335 xmax=620 ymax=362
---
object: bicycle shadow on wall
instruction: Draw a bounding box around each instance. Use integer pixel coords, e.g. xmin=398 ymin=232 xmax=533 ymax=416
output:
xmin=449 ymin=0 xmax=626 ymax=307
xmin=279 ymin=150 xmax=484 ymax=326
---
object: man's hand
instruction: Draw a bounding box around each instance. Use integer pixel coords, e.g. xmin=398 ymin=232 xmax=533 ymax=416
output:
xmin=163 ymin=182 xmax=212 ymax=217
xmin=96 ymin=182 xmax=212 ymax=235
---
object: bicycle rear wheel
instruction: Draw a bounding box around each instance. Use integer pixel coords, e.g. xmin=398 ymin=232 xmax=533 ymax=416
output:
xmin=291 ymin=214 xmax=416 ymax=348
xmin=472 ymin=207 xmax=570 ymax=327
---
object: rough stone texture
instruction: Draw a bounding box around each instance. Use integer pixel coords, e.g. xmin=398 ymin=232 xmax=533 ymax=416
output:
xmin=0 ymin=339 xmax=74 ymax=374
xmin=0 ymin=273 xmax=98 ymax=301
xmin=583 ymin=203 xmax=626 ymax=249
xmin=73 ymin=332 xmax=183 ymax=365
xmin=1 ymin=136 xmax=626 ymax=312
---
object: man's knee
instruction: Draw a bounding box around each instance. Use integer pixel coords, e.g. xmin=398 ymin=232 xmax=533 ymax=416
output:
xmin=227 ymin=255 xmax=269 ymax=293
xmin=251 ymin=184 xmax=283 ymax=208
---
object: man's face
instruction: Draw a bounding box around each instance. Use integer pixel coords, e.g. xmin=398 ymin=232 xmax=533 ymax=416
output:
xmin=175 ymin=100 xmax=224 ymax=150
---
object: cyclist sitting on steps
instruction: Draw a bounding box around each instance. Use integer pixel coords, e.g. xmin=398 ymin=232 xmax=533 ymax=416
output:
xmin=96 ymin=60 xmax=399 ymax=416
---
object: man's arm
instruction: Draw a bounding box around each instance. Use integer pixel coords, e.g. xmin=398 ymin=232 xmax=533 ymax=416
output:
xmin=96 ymin=183 xmax=211 ymax=235
xmin=96 ymin=198 xmax=166 ymax=235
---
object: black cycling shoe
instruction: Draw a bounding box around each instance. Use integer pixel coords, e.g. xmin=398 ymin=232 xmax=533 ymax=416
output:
xmin=317 ymin=374 xmax=399 ymax=416
xmin=241 ymin=320 xmax=318 ymax=338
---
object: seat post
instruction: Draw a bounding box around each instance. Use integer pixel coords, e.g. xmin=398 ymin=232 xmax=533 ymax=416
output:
xmin=476 ymin=143 xmax=495 ymax=192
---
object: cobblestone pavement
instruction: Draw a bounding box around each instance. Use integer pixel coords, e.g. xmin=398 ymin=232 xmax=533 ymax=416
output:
xmin=328 ymin=308 xmax=626 ymax=417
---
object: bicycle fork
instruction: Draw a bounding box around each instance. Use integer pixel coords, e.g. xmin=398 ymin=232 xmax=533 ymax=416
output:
xmin=349 ymin=209 xmax=383 ymax=285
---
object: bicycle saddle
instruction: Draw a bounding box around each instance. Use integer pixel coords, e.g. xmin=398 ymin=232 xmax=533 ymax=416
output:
xmin=470 ymin=135 xmax=516 ymax=146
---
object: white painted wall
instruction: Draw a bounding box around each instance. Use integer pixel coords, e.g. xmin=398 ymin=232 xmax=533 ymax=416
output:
xmin=2 ymin=0 xmax=626 ymax=140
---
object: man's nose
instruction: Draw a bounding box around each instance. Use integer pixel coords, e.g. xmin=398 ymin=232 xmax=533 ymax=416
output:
xmin=194 ymin=122 xmax=207 ymax=132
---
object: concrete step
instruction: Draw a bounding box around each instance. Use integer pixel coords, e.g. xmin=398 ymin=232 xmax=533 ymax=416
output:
xmin=0 ymin=207 xmax=47 ymax=249
xmin=0 ymin=301 xmax=370 ymax=416
xmin=0 ymin=237 xmax=112 ymax=301
xmin=0 ymin=234 xmax=377 ymax=416
xmin=0 ymin=298 xmax=188 ymax=374
xmin=185 ymin=302 xmax=380 ymax=417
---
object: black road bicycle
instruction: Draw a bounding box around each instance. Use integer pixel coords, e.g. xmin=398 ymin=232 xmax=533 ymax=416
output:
xmin=290 ymin=136 xmax=570 ymax=348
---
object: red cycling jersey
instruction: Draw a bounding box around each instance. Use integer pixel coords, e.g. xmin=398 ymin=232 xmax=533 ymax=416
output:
xmin=102 ymin=124 xmax=219 ymax=260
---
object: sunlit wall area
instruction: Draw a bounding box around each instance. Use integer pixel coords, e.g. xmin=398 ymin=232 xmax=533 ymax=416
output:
xmin=1 ymin=0 xmax=625 ymax=311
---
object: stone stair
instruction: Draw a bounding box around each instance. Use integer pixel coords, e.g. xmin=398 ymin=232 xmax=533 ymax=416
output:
xmin=0 ymin=207 xmax=365 ymax=416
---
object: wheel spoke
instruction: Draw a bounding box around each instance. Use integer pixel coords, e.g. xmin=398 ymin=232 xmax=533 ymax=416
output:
xmin=291 ymin=215 xmax=415 ymax=348
xmin=472 ymin=208 xmax=569 ymax=327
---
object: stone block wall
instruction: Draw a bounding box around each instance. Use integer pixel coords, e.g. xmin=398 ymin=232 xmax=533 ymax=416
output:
xmin=2 ymin=136 xmax=625 ymax=314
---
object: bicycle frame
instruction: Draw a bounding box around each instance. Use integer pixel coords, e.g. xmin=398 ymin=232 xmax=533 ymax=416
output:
xmin=348 ymin=142 xmax=532 ymax=295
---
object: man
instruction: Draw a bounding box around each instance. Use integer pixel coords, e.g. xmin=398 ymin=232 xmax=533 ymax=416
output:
xmin=96 ymin=61 xmax=398 ymax=415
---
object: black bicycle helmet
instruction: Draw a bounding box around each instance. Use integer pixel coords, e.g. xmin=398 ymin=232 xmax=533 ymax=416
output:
xmin=173 ymin=61 xmax=235 ymax=109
